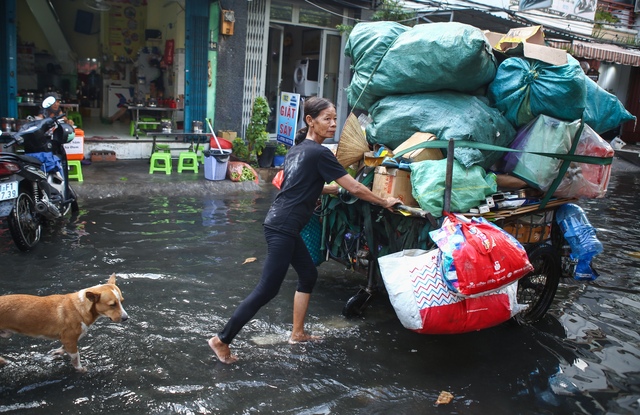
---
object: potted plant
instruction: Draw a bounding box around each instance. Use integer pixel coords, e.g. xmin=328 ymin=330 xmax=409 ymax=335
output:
xmin=246 ymin=96 xmax=272 ymax=166
xmin=273 ymin=143 xmax=288 ymax=167
xmin=231 ymin=137 xmax=250 ymax=162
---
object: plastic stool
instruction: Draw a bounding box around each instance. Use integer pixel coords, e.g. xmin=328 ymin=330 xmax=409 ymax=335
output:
xmin=177 ymin=151 xmax=198 ymax=173
xmin=149 ymin=152 xmax=172 ymax=174
xmin=155 ymin=144 xmax=171 ymax=153
xmin=130 ymin=117 xmax=157 ymax=136
xmin=67 ymin=111 xmax=83 ymax=128
xmin=67 ymin=160 xmax=84 ymax=182
xmin=197 ymin=149 xmax=205 ymax=166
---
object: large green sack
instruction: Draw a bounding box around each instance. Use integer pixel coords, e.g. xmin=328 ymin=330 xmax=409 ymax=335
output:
xmin=583 ymin=75 xmax=636 ymax=134
xmin=487 ymin=55 xmax=587 ymax=128
xmin=345 ymin=22 xmax=497 ymax=111
xmin=344 ymin=21 xmax=409 ymax=112
xmin=410 ymin=159 xmax=497 ymax=218
xmin=366 ymin=91 xmax=516 ymax=169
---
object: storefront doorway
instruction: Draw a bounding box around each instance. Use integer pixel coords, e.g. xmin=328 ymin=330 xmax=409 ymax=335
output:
xmin=265 ymin=23 xmax=345 ymax=141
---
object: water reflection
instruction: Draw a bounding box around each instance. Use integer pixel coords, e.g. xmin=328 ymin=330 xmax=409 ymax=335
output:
xmin=0 ymin=167 xmax=638 ymax=414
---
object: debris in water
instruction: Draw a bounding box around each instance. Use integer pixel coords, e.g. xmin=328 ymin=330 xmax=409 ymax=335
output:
xmin=243 ymin=257 xmax=257 ymax=264
xmin=436 ymin=391 xmax=454 ymax=405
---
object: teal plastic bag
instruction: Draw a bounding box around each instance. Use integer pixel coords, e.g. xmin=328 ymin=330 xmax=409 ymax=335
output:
xmin=301 ymin=215 xmax=323 ymax=266
xmin=410 ymin=159 xmax=497 ymax=218
xmin=583 ymin=75 xmax=636 ymax=134
xmin=366 ymin=91 xmax=516 ymax=169
xmin=487 ymin=55 xmax=587 ymax=128
xmin=346 ymin=22 xmax=497 ymax=111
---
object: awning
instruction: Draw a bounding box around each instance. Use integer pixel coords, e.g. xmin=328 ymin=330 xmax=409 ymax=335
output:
xmin=547 ymin=40 xmax=640 ymax=67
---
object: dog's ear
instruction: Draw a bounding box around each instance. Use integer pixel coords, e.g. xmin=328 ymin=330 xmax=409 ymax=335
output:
xmin=85 ymin=291 xmax=101 ymax=303
xmin=107 ymin=273 xmax=117 ymax=285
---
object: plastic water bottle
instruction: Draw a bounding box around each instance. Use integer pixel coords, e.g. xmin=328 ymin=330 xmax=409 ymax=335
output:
xmin=556 ymin=203 xmax=603 ymax=281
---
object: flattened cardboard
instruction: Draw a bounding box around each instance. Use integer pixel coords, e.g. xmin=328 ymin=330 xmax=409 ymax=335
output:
xmin=392 ymin=132 xmax=443 ymax=162
xmin=484 ymin=25 xmax=567 ymax=66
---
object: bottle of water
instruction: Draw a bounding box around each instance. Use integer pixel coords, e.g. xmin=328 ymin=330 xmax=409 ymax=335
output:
xmin=556 ymin=203 xmax=603 ymax=281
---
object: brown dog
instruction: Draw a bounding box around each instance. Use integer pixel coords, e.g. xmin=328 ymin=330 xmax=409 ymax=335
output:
xmin=0 ymin=273 xmax=128 ymax=372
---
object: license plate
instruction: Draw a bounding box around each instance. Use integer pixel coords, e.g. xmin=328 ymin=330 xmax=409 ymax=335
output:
xmin=0 ymin=181 xmax=18 ymax=201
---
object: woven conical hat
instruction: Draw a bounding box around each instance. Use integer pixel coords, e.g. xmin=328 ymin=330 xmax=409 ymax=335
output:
xmin=336 ymin=113 xmax=369 ymax=168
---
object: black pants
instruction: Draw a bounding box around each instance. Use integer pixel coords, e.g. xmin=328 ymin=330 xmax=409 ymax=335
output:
xmin=217 ymin=226 xmax=318 ymax=344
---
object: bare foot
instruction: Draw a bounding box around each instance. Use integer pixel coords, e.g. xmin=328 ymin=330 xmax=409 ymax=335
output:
xmin=208 ymin=336 xmax=238 ymax=364
xmin=288 ymin=332 xmax=323 ymax=345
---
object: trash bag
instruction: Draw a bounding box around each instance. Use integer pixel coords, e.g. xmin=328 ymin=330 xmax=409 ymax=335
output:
xmin=346 ymin=22 xmax=497 ymax=111
xmin=429 ymin=213 xmax=533 ymax=297
xmin=344 ymin=21 xmax=409 ymax=111
xmin=487 ymin=55 xmax=587 ymax=128
xmin=500 ymin=115 xmax=614 ymax=198
xmin=366 ymin=91 xmax=516 ymax=169
xmin=583 ymin=75 xmax=636 ymax=134
xmin=410 ymin=158 xmax=497 ymax=217
xmin=378 ymin=248 xmax=525 ymax=334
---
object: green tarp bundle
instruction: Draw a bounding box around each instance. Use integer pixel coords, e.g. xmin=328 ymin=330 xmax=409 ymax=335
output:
xmin=366 ymin=91 xmax=516 ymax=169
xmin=345 ymin=22 xmax=497 ymax=112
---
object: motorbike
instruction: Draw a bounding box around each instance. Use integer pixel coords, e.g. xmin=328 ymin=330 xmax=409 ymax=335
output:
xmin=0 ymin=96 xmax=79 ymax=251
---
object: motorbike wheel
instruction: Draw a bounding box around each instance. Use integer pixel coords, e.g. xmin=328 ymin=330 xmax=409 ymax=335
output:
xmin=61 ymin=185 xmax=79 ymax=216
xmin=7 ymin=190 xmax=42 ymax=251
xmin=514 ymin=244 xmax=561 ymax=325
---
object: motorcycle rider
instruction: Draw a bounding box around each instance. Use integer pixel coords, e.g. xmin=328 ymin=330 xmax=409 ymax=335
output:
xmin=35 ymin=92 xmax=74 ymax=126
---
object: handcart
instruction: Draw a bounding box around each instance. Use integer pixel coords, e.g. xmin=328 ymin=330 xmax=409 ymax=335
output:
xmin=320 ymin=140 xmax=578 ymax=326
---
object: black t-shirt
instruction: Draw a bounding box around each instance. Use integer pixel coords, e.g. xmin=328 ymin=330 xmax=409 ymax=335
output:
xmin=264 ymin=139 xmax=347 ymax=235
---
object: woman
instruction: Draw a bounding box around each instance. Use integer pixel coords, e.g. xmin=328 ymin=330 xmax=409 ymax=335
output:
xmin=209 ymin=97 xmax=401 ymax=364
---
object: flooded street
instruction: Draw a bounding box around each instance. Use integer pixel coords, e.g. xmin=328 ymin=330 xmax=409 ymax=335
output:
xmin=0 ymin=162 xmax=639 ymax=415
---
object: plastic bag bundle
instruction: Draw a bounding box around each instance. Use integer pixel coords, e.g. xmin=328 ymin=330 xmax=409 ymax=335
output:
xmin=583 ymin=75 xmax=636 ymax=134
xmin=345 ymin=22 xmax=497 ymax=111
xmin=487 ymin=55 xmax=587 ymax=128
xmin=429 ymin=214 xmax=533 ymax=297
xmin=410 ymin=158 xmax=497 ymax=218
xmin=500 ymin=115 xmax=614 ymax=198
xmin=500 ymin=115 xmax=580 ymax=190
xmin=366 ymin=91 xmax=516 ymax=169
xmin=378 ymin=248 xmax=525 ymax=334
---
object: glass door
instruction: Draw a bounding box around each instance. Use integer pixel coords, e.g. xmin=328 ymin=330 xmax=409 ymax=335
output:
xmin=266 ymin=25 xmax=284 ymax=134
xmin=318 ymin=30 xmax=344 ymax=141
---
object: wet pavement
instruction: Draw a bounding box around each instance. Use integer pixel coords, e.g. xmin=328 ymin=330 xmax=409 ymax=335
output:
xmin=72 ymin=159 xmax=270 ymax=200
xmin=0 ymin=153 xmax=638 ymax=414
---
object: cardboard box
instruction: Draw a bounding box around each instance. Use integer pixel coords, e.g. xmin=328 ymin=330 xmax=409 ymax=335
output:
xmin=392 ymin=132 xmax=443 ymax=162
xmin=91 ymin=150 xmax=116 ymax=162
xmin=217 ymin=130 xmax=237 ymax=141
xmin=372 ymin=166 xmax=418 ymax=207
xmin=484 ymin=26 xmax=567 ymax=66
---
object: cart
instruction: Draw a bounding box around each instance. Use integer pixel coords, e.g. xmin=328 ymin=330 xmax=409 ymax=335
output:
xmin=320 ymin=141 xmax=578 ymax=326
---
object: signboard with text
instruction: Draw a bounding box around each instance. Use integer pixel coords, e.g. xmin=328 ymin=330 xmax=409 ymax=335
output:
xmin=276 ymin=92 xmax=301 ymax=147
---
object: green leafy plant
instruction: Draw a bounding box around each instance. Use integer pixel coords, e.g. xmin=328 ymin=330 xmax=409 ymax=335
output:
xmin=232 ymin=137 xmax=250 ymax=161
xmin=246 ymin=96 xmax=271 ymax=158
xmin=275 ymin=143 xmax=289 ymax=156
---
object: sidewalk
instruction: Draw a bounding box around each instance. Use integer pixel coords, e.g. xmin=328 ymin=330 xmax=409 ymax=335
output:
xmin=72 ymin=159 xmax=269 ymax=200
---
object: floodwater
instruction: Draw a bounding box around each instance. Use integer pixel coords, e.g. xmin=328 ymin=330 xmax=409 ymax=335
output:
xmin=0 ymin=164 xmax=638 ymax=415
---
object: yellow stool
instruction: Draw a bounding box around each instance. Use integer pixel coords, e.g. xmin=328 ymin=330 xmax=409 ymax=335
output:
xmin=67 ymin=160 xmax=84 ymax=182
xmin=149 ymin=152 xmax=172 ymax=174
xmin=67 ymin=111 xmax=83 ymax=128
xmin=177 ymin=151 xmax=198 ymax=173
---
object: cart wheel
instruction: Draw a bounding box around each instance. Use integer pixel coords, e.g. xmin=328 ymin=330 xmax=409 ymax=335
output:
xmin=342 ymin=289 xmax=374 ymax=318
xmin=514 ymin=244 xmax=561 ymax=325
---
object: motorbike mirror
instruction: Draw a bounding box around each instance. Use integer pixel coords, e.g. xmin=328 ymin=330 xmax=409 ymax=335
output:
xmin=42 ymin=96 xmax=57 ymax=108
